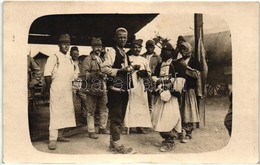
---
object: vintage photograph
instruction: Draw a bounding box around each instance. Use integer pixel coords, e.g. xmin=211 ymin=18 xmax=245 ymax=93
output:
xmin=4 ymin=2 xmax=259 ymax=164
xmin=28 ymin=13 xmax=232 ymax=154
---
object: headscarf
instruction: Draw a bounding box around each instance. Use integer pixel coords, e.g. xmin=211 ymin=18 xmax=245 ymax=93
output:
xmin=180 ymin=42 xmax=192 ymax=54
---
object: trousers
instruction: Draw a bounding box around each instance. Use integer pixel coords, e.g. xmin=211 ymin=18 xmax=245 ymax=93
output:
xmin=86 ymin=93 xmax=108 ymax=132
xmin=49 ymin=129 xmax=65 ymax=141
xmin=107 ymin=89 xmax=128 ymax=141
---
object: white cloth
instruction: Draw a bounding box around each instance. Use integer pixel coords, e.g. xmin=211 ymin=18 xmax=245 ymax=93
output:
xmin=144 ymin=53 xmax=153 ymax=63
xmin=73 ymin=60 xmax=80 ymax=79
xmin=152 ymin=96 xmax=181 ymax=132
xmin=124 ymin=55 xmax=152 ymax=128
xmin=151 ymin=59 xmax=182 ymax=133
xmin=44 ymin=51 xmax=76 ymax=130
xmin=101 ymin=47 xmax=127 ymax=77
xmin=160 ymin=58 xmax=173 ymax=77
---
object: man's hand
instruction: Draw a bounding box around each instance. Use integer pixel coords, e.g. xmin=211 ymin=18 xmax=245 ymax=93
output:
xmin=28 ymin=79 xmax=38 ymax=88
xmin=117 ymin=66 xmax=133 ymax=74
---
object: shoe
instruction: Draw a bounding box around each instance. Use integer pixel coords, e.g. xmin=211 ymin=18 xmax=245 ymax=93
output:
xmin=136 ymin=127 xmax=148 ymax=134
xmin=89 ymin=132 xmax=98 ymax=139
xmin=178 ymin=134 xmax=189 ymax=143
xmin=99 ymin=129 xmax=110 ymax=134
xmin=159 ymin=141 xmax=175 ymax=152
xmin=48 ymin=140 xmax=56 ymax=150
xmin=109 ymin=144 xmax=134 ymax=154
xmin=57 ymin=137 xmax=70 ymax=142
xmin=121 ymin=127 xmax=128 ymax=135
xmin=180 ymin=137 xmax=189 ymax=143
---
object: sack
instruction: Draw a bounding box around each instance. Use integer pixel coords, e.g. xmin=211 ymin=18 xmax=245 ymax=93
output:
xmin=86 ymin=72 xmax=105 ymax=96
xmin=160 ymin=90 xmax=171 ymax=102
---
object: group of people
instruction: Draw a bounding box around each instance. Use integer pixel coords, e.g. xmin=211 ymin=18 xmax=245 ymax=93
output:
xmin=43 ymin=27 xmax=203 ymax=153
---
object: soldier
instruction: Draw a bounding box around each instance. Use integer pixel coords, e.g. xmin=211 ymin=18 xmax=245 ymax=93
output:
xmin=82 ymin=37 xmax=109 ymax=139
xmin=70 ymin=46 xmax=87 ymax=126
xmin=44 ymin=34 xmax=76 ymax=150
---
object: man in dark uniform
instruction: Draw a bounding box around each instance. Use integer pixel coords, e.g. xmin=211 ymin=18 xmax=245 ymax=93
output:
xmin=101 ymin=27 xmax=136 ymax=154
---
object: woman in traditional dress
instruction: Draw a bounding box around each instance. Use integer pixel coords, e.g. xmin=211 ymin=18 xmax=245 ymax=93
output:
xmin=177 ymin=41 xmax=203 ymax=139
xmin=151 ymin=43 xmax=186 ymax=152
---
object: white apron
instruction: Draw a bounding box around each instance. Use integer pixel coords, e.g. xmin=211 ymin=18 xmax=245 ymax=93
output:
xmin=49 ymin=53 xmax=76 ymax=130
xmin=124 ymin=71 xmax=153 ymax=128
xmin=151 ymin=96 xmax=181 ymax=132
xmin=124 ymin=56 xmax=152 ymax=128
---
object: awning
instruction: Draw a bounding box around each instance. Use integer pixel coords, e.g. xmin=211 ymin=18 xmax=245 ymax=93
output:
xmin=28 ymin=14 xmax=158 ymax=47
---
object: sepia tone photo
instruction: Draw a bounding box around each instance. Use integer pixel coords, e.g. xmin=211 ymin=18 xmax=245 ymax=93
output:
xmin=3 ymin=1 xmax=259 ymax=164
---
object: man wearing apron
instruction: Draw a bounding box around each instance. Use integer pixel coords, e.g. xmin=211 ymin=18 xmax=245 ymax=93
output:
xmin=44 ymin=34 xmax=76 ymax=150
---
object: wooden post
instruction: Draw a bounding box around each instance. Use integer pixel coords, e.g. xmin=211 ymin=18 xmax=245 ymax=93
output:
xmin=194 ymin=13 xmax=206 ymax=128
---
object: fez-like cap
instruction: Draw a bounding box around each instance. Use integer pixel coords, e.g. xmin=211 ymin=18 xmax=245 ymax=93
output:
xmin=115 ymin=27 xmax=128 ymax=35
xmin=70 ymin=46 xmax=79 ymax=52
xmin=59 ymin=33 xmax=71 ymax=43
xmin=180 ymin=42 xmax=192 ymax=53
xmin=177 ymin=35 xmax=186 ymax=44
xmin=132 ymin=39 xmax=143 ymax=47
xmin=146 ymin=40 xmax=155 ymax=47
xmin=91 ymin=37 xmax=102 ymax=46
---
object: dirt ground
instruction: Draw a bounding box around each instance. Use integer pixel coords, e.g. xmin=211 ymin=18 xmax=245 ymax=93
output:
xmin=30 ymin=96 xmax=231 ymax=154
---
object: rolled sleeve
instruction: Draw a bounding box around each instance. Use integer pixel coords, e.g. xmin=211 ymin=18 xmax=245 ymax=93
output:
xmin=101 ymin=48 xmax=118 ymax=77
xmin=44 ymin=55 xmax=56 ymax=76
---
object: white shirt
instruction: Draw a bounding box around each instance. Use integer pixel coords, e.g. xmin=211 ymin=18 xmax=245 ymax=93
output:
xmin=101 ymin=47 xmax=128 ymax=77
xmin=144 ymin=53 xmax=153 ymax=64
xmin=44 ymin=51 xmax=73 ymax=77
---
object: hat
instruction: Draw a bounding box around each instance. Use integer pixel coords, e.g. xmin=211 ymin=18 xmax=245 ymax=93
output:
xmin=177 ymin=35 xmax=186 ymax=44
xmin=146 ymin=40 xmax=155 ymax=47
xmin=132 ymin=39 xmax=143 ymax=47
xmin=70 ymin=46 xmax=79 ymax=52
xmin=59 ymin=34 xmax=71 ymax=43
xmin=115 ymin=27 xmax=128 ymax=34
xmin=91 ymin=37 xmax=102 ymax=46
xmin=180 ymin=42 xmax=192 ymax=53
xmin=162 ymin=42 xmax=174 ymax=50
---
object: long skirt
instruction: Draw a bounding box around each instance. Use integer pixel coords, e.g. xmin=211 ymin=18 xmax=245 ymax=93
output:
xmin=182 ymin=89 xmax=200 ymax=123
xmin=151 ymin=96 xmax=182 ymax=133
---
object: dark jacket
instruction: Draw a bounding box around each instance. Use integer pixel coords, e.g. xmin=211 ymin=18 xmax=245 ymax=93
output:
xmin=174 ymin=56 xmax=203 ymax=89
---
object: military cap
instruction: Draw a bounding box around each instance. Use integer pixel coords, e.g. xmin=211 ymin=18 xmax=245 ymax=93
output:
xmin=91 ymin=37 xmax=102 ymax=46
xmin=132 ymin=39 xmax=143 ymax=47
xmin=70 ymin=46 xmax=79 ymax=52
xmin=59 ymin=34 xmax=71 ymax=43
xmin=146 ymin=40 xmax=155 ymax=47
